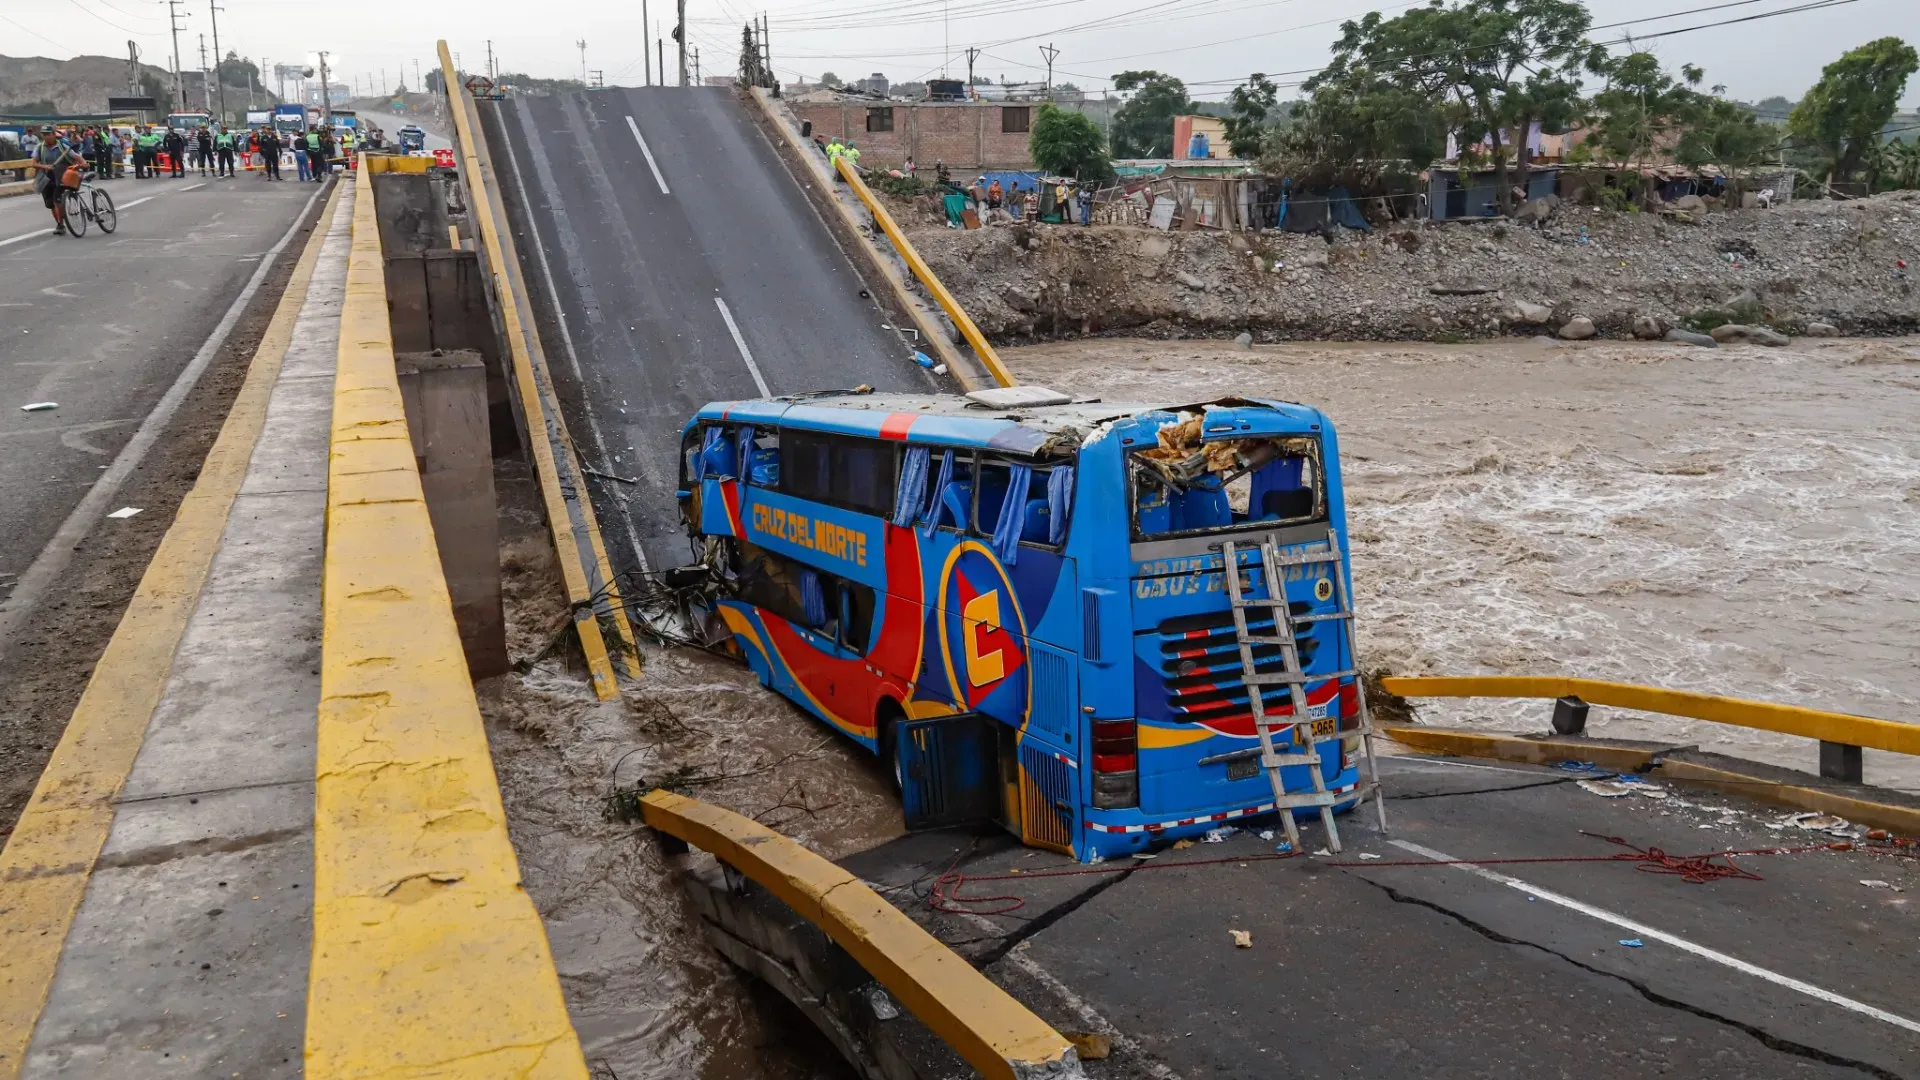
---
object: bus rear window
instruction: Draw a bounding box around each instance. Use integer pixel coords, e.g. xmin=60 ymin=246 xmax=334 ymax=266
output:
xmin=1129 ymin=421 xmax=1323 ymax=539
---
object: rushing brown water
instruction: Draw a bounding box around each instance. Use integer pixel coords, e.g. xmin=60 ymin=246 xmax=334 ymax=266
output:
xmin=1008 ymin=335 xmax=1920 ymax=790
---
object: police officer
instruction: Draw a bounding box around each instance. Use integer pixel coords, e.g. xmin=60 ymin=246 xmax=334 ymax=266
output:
xmin=163 ymin=126 xmax=187 ymax=178
xmin=214 ymin=125 xmax=237 ymax=178
xmin=194 ymin=125 xmax=213 ymax=175
xmin=304 ymin=126 xmax=324 ymax=180
xmin=257 ymin=126 xmax=282 ymax=180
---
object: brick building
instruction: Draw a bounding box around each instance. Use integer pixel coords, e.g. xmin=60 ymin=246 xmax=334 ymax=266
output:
xmin=787 ymin=99 xmax=1036 ymax=170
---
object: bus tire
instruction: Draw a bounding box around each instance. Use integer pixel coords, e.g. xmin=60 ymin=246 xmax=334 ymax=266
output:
xmin=876 ymin=699 xmax=906 ymax=794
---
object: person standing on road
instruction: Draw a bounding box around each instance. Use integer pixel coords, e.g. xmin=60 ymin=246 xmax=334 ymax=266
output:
xmin=294 ymin=128 xmax=312 ymax=181
xmin=258 ymin=127 xmax=282 ymax=180
xmin=163 ymin=127 xmax=186 ymax=178
xmin=214 ymin=126 xmax=237 ymax=179
xmin=194 ymin=126 xmax=213 ymax=175
xmin=317 ymin=127 xmax=335 ymax=176
xmin=305 ymin=127 xmax=325 ymax=180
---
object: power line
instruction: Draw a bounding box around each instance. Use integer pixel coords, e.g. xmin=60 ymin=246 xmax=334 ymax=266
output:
xmin=0 ymin=11 xmax=79 ymax=54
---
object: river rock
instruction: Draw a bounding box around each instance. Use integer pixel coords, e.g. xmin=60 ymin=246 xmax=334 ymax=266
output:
xmin=1670 ymin=194 xmax=1707 ymax=213
xmin=1234 ymin=331 xmax=1254 ymax=349
xmin=1632 ymin=315 xmax=1667 ymax=340
xmin=1514 ymin=194 xmax=1560 ymax=226
xmin=1664 ymin=328 xmax=1718 ymax=347
xmin=1509 ymin=300 xmax=1554 ymax=325
xmin=1557 ymin=316 xmax=1597 ymax=340
xmin=1804 ymin=321 xmax=1840 ymax=337
xmin=1175 ymin=270 xmax=1208 ymax=291
xmin=1430 ymin=280 xmax=1499 ymax=295
xmin=1709 ymin=323 xmax=1790 ymax=346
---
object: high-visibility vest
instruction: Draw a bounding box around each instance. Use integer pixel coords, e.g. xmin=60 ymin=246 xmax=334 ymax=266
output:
xmin=216 ymin=133 xmax=234 ymax=149
xmin=306 ymin=132 xmax=321 ymax=150
xmin=827 ymin=142 xmax=843 ymax=156
xmin=844 ymin=146 xmax=860 ymax=163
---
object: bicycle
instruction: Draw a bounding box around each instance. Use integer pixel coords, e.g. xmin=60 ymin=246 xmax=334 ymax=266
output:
xmin=60 ymin=171 xmax=116 ymax=237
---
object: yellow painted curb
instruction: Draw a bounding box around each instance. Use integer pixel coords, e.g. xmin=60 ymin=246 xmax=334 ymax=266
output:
xmin=833 ymin=154 xmax=1016 ymax=389
xmin=641 ymin=790 xmax=1081 ymax=1080
xmin=0 ymin=182 xmax=342 ymax=1080
xmin=440 ymin=42 xmax=637 ymax=699
xmin=1380 ymin=675 xmax=1920 ymax=757
xmin=1382 ymin=726 xmax=1920 ymax=837
xmin=305 ymin=161 xmax=588 ymax=1080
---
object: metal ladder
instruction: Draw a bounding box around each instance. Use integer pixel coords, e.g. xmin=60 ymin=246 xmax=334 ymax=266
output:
xmin=1220 ymin=530 xmax=1387 ymax=853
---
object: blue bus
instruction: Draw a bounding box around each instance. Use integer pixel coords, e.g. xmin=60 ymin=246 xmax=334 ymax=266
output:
xmin=677 ymin=388 xmax=1377 ymax=861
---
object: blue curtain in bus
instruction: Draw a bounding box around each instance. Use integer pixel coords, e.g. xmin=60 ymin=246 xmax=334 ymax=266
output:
xmin=921 ymin=450 xmax=954 ymax=538
xmin=1047 ymin=465 xmax=1074 ymax=545
xmin=991 ymin=463 xmax=1032 ymax=565
xmin=1249 ymin=455 xmax=1306 ymax=521
xmin=800 ymin=569 xmax=827 ymax=628
xmin=736 ymin=425 xmax=756 ymax=475
xmin=695 ymin=425 xmax=724 ymax=480
xmin=893 ymin=446 xmax=929 ymax=527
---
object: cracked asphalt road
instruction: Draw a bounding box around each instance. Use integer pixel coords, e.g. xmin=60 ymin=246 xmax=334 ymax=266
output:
xmin=845 ymin=754 xmax=1920 ymax=1078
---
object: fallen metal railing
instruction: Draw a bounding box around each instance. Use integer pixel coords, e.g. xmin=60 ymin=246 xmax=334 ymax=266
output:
xmin=1379 ymin=675 xmax=1919 ymax=783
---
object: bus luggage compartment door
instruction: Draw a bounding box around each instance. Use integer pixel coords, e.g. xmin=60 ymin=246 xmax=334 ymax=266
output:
xmin=897 ymin=713 xmax=999 ymax=831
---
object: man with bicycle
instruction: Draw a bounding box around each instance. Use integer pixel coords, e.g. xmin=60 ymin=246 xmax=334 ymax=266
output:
xmin=30 ymin=126 xmax=83 ymax=235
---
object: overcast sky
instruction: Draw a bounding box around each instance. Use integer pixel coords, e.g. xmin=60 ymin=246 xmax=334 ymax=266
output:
xmin=7 ymin=0 xmax=1915 ymax=108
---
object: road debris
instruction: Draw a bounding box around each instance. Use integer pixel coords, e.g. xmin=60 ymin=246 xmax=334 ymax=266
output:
xmin=1859 ymin=880 xmax=1901 ymax=891
xmin=1064 ymin=1032 xmax=1112 ymax=1060
xmin=1203 ymin=826 xmax=1237 ymax=843
xmin=1790 ymin=812 xmax=1851 ymax=833
xmin=106 ymin=507 xmax=143 ymax=520
xmin=20 ymin=402 xmax=57 ymax=412
xmin=1230 ymin=930 xmax=1253 ymax=949
xmin=1619 ymin=939 xmax=1645 ymax=948
xmin=1578 ymin=779 xmax=1636 ymax=797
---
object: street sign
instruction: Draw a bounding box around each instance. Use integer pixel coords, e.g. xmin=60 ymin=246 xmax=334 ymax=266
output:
xmin=108 ymin=96 xmax=158 ymax=112
xmin=463 ymin=75 xmax=503 ymax=100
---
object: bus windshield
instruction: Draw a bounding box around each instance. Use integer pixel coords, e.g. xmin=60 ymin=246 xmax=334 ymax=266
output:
xmin=1128 ymin=413 xmax=1323 ymax=539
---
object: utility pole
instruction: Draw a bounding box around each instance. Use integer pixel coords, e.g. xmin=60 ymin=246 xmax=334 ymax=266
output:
xmin=167 ymin=0 xmax=187 ymax=112
xmin=676 ymin=0 xmax=687 ymax=86
xmin=693 ymin=49 xmax=700 ymax=85
xmin=208 ymin=0 xmax=226 ymax=122
xmin=317 ymin=50 xmax=332 ymax=124
xmin=414 ymin=59 xmax=422 ymax=93
xmin=198 ymin=34 xmax=210 ymax=111
xmin=247 ymin=55 xmax=257 ymax=108
xmin=657 ymin=39 xmax=664 ymax=88
xmin=761 ymin=15 xmax=775 ymax=96
xmin=642 ymin=0 xmax=651 ymax=85
xmin=126 ymin=40 xmax=141 ymax=95
xmin=1039 ymin=43 xmax=1058 ymax=95
xmin=485 ymin=40 xmax=495 ymax=82
xmin=965 ymin=46 xmax=979 ymax=91
xmin=382 ymin=67 xmax=389 ymax=95
xmin=577 ymin=39 xmax=587 ymax=86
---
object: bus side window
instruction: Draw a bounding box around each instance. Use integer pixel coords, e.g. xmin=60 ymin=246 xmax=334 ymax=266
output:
xmin=744 ymin=427 xmax=780 ymax=487
xmin=928 ymin=450 xmax=976 ymax=532
xmin=697 ymin=423 xmax=738 ymax=479
xmin=680 ymin=426 xmax=703 ymax=487
xmin=837 ymin=579 xmax=877 ymax=654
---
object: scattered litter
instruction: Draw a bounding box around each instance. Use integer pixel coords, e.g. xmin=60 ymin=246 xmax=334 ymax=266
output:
xmin=1790 ymin=813 xmax=1850 ymax=833
xmin=1578 ymin=779 xmax=1637 ymax=797
xmin=1171 ymin=838 xmax=1195 ymax=850
xmin=1860 ymin=880 xmax=1902 ymax=891
xmin=911 ymin=350 xmax=936 ymax=369
xmin=1633 ymin=786 xmax=1669 ymax=799
xmin=1356 ymin=852 xmax=1381 ymax=860
xmin=1274 ymin=842 xmax=1293 ymax=854
xmin=1554 ymin=760 xmax=1602 ymax=773
xmin=1202 ymin=826 xmax=1237 ymax=843
xmin=933 ymin=363 xmax=948 ymax=375
xmin=1132 ymin=852 xmax=1157 ymax=861
xmin=866 ymin=985 xmax=901 ymax=1020
xmin=1526 ymin=896 xmax=1537 ymax=901
xmin=1257 ymin=830 xmax=1275 ymax=841
xmin=21 ymin=402 xmax=57 ymax=412
xmin=1312 ymin=847 xmax=1333 ymax=857
xmin=1618 ymin=939 xmax=1645 ymax=948
xmin=1085 ymin=849 xmax=1104 ymax=865
xmin=1229 ymin=930 xmax=1252 ymax=949
xmin=106 ymin=507 xmax=143 ymax=519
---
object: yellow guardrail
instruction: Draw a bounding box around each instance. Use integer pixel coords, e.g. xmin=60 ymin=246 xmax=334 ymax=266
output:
xmin=1380 ymin=676 xmax=1920 ymax=757
xmin=640 ymin=790 xmax=1082 ymax=1080
xmin=438 ymin=40 xmax=638 ymax=699
xmin=307 ymin=152 xmax=589 ymax=1080
xmin=833 ymin=155 xmax=1015 ymax=388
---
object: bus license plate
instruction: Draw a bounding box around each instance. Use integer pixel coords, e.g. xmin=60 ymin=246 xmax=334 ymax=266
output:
xmin=1311 ymin=716 xmax=1337 ymax=738
xmin=1227 ymin=758 xmax=1259 ymax=781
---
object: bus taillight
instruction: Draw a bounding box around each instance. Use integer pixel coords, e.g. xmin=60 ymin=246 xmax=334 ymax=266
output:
xmin=1091 ymin=719 xmax=1138 ymax=809
xmin=1340 ymin=679 xmax=1360 ymax=723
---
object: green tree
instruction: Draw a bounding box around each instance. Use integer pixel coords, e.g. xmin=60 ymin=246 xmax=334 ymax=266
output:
xmin=1675 ymin=92 xmax=1782 ymax=199
xmin=1319 ymin=0 xmax=1596 ymax=211
xmin=217 ymin=50 xmax=257 ymax=91
xmin=820 ymin=71 xmax=842 ymax=86
xmin=1028 ymin=102 xmax=1111 ymax=179
xmin=1892 ymin=138 xmax=1920 ymax=188
xmin=1587 ymin=51 xmax=1704 ymax=166
xmin=1787 ymin=36 xmax=1919 ymax=186
xmin=425 ymin=67 xmax=445 ymax=95
xmin=1108 ymin=70 xmax=1191 ymax=158
xmin=1280 ymin=66 xmax=1448 ymax=181
xmin=1224 ymin=73 xmax=1279 ymax=159
xmin=137 ymin=71 xmax=174 ymax=116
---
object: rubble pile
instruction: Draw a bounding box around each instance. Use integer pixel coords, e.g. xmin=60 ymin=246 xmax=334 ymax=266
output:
xmin=902 ymin=190 xmax=1920 ymax=343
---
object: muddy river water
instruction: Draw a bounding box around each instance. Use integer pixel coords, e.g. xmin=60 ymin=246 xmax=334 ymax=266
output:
xmin=1010 ymin=334 xmax=1920 ymax=789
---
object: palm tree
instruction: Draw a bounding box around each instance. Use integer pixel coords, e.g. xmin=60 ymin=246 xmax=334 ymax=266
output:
xmin=1891 ymin=138 xmax=1920 ymax=190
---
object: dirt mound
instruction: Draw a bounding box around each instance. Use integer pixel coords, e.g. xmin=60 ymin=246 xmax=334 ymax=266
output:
xmin=900 ymin=190 xmax=1920 ymax=344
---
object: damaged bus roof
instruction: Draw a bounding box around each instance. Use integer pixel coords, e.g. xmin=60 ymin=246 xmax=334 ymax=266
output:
xmin=701 ymin=390 xmax=1327 ymax=457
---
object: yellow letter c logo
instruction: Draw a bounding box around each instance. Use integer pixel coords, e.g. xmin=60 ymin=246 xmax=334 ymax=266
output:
xmin=962 ymin=590 xmax=1005 ymax=688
